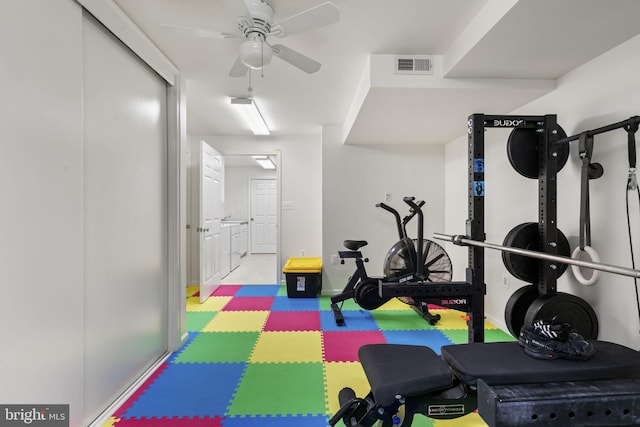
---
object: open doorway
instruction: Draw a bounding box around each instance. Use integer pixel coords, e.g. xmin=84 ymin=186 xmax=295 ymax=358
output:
xmin=220 ymin=154 xmax=280 ymax=285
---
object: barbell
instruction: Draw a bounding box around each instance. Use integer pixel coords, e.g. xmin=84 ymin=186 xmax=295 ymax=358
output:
xmin=433 ymin=232 xmax=640 ymax=279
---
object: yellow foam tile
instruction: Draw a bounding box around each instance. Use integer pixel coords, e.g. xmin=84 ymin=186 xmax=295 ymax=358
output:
xmin=430 ymin=309 xmax=498 ymax=331
xmin=100 ymin=417 xmax=120 ymax=427
xmin=433 ymin=412 xmax=488 ymax=426
xmin=324 ymin=362 xmax=369 ymax=415
xmin=427 ymin=309 xmax=469 ymax=329
xmin=377 ymin=298 xmax=415 ymax=311
xmin=186 ymin=296 xmax=232 ymax=312
xmin=186 ymin=285 xmax=199 ymax=297
xmin=203 ymin=311 xmax=268 ymax=332
xmin=250 ymin=331 xmax=323 ymax=363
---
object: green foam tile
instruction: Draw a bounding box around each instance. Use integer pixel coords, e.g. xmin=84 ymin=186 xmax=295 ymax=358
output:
xmin=440 ymin=328 xmax=515 ymax=344
xmin=371 ymin=310 xmax=435 ymax=330
xmin=174 ymin=332 xmax=259 ymax=363
xmin=187 ymin=311 xmax=217 ymax=332
xmin=318 ymin=296 xmax=361 ymax=311
xmin=485 ymin=328 xmax=516 ymax=342
xmin=227 ymin=363 xmax=326 ymax=416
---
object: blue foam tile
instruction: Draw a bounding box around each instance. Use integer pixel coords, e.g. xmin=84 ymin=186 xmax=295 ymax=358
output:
xmin=320 ymin=309 xmax=379 ymax=331
xmin=123 ymin=363 xmax=246 ymax=418
xmin=381 ymin=329 xmax=454 ymax=354
xmin=222 ymin=414 xmax=329 ymax=426
xmin=165 ymin=332 xmax=199 ymax=363
xmin=234 ymin=285 xmax=282 ymax=296
xmin=270 ymin=296 xmax=321 ymax=312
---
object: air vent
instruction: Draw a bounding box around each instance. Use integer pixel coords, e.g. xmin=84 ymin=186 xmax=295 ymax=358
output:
xmin=394 ymin=55 xmax=433 ymax=75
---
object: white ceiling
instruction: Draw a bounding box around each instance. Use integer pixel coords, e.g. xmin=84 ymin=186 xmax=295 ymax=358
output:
xmin=114 ymin=0 xmax=640 ymax=144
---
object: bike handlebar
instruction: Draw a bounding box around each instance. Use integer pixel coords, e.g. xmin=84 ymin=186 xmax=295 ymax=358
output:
xmin=376 ymin=202 xmax=404 ymax=238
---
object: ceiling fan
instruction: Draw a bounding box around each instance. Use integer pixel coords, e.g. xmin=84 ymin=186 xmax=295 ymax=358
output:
xmin=163 ymin=0 xmax=340 ymax=77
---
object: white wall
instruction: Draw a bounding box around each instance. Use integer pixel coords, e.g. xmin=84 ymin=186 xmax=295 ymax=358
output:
xmin=0 ymin=0 xmax=85 ymax=419
xmin=0 ymin=1 xmax=185 ymax=425
xmin=189 ymin=135 xmax=322 ymax=279
xmin=322 ymin=125 xmax=446 ymax=294
xmin=445 ymin=33 xmax=640 ymax=349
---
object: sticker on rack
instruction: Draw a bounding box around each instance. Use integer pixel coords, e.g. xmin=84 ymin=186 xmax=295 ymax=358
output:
xmin=474 ymin=158 xmax=484 ymax=173
xmin=297 ymin=276 xmax=306 ymax=291
xmin=473 ymin=181 xmax=485 ymax=196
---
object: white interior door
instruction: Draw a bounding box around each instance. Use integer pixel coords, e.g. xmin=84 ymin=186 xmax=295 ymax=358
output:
xmin=251 ymin=178 xmax=277 ymax=253
xmin=199 ymin=142 xmax=223 ymax=302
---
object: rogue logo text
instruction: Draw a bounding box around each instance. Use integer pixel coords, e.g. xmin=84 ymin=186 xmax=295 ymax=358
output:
xmin=493 ymin=119 xmax=524 ymax=127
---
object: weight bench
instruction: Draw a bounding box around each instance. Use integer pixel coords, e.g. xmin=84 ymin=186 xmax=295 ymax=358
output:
xmin=330 ymin=341 xmax=640 ymax=427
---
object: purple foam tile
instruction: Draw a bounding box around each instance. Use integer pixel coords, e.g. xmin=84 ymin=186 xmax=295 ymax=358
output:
xmin=322 ymin=330 xmax=386 ymax=362
xmin=222 ymin=296 xmax=275 ymax=311
xmin=263 ymin=311 xmax=321 ymax=331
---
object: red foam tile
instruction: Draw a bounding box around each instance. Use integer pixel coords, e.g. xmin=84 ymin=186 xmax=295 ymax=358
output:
xmin=212 ymin=285 xmax=241 ymax=296
xmin=114 ymin=416 xmax=223 ymax=426
xmin=221 ymin=296 xmax=274 ymax=311
xmin=322 ymin=331 xmax=387 ymax=362
xmin=263 ymin=311 xmax=321 ymax=331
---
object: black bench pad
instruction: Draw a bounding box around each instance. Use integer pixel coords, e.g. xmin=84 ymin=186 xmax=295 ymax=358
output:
xmin=359 ymin=344 xmax=453 ymax=406
xmin=442 ymin=341 xmax=640 ymax=387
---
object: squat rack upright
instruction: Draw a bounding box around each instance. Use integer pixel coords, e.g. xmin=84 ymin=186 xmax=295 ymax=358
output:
xmin=380 ymin=114 xmax=561 ymax=343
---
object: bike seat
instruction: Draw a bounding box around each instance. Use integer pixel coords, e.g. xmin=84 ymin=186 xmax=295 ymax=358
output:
xmin=343 ymin=240 xmax=368 ymax=251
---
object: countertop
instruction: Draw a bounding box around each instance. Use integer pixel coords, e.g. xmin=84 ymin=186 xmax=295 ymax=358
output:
xmin=221 ymin=220 xmax=248 ymax=226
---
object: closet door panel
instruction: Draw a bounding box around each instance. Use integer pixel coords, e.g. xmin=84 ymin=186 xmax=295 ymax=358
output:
xmin=82 ymin=12 xmax=168 ymax=423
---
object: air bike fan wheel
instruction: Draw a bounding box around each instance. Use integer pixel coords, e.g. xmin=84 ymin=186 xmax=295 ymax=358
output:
xmin=383 ymin=238 xmax=453 ymax=305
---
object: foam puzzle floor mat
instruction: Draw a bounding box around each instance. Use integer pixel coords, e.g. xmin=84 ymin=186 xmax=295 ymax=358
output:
xmin=102 ymin=285 xmax=514 ymax=427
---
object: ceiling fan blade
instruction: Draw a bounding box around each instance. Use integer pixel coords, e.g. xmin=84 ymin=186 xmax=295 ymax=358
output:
xmin=271 ymin=2 xmax=339 ymax=38
xmin=160 ymin=24 xmax=239 ymax=39
xmin=229 ymin=55 xmax=249 ymax=78
xmin=271 ymin=44 xmax=321 ymax=74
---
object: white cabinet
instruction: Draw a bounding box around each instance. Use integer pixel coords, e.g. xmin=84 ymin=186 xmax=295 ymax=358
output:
xmin=240 ymin=223 xmax=248 ymax=256
xmin=220 ymin=225 xmax=231 ymax=278
xmin=230 ymin=225 xmax=242 ymax=270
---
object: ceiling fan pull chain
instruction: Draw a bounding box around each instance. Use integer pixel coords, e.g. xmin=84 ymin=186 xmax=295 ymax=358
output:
xmin=261 ymin=38 xmax=265 ymax=78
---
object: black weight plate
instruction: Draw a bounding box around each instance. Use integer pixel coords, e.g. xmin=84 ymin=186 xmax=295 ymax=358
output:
xmin=354 ymin=278 xmax=389 ymax=310
xmin=507 ymin=126 xmax=569 ymax=179
xmin=524 ymin=293 xmax=599 ymax=340
xmin=504 ymin=285 xmax=539 ymax=338
xmin=502 ymin=222 xmax=570 ymax=283
xmin=501 ymin=223 xmax=530 ymax=280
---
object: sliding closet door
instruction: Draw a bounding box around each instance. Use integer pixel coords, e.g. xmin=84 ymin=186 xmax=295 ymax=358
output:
xmin=82 ymin=12 xmax=168 ymax=423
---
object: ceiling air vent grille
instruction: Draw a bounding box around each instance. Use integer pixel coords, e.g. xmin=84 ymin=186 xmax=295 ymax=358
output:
xmin=394 ymin=55 xmax=433 ymax=75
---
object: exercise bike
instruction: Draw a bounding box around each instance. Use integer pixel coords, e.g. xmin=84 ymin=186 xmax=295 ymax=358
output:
xmin=330 ymin=197 xmax=453 ymax=326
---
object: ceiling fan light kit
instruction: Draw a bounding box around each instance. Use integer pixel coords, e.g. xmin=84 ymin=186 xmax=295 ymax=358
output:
xmin=162 ymin=1 xmax=339 ymax=77
xmin=239 ymin=37 xmax=272 ymax=69
xmin=230 ymin=97 xmax=270 ymax=135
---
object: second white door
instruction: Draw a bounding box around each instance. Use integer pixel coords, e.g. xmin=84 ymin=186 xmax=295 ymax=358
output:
xmin=250 ymin=178 xmax=277 ymax=253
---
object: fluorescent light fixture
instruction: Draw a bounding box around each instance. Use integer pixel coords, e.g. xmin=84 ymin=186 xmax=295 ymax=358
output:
xmin=252 ymin=155 xmax=276 ymax=170
xmin=230 ymin=97 xmax=270 ymax=135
